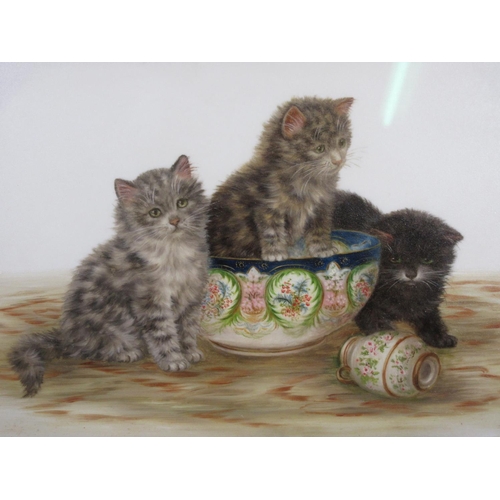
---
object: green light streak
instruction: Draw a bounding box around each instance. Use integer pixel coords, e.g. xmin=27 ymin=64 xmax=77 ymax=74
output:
xmin=383 ymin=62 xmax=410 ymax=127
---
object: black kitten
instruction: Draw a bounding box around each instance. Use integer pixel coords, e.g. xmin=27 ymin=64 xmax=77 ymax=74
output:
xmin=332 ymin=191 xmax=463 ymax=348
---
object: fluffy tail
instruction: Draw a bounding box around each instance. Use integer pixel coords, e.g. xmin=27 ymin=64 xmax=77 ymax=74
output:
xmin=8 ymin=329 xmax=62 ymax=397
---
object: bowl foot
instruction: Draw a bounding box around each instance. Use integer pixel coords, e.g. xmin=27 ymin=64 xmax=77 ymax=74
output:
xmin=206 ymin=337 xmax=326 ymax=357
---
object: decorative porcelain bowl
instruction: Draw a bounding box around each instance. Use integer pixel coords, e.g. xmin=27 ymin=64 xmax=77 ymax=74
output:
xmin=200 ymin=230 xmax=381 ymax=356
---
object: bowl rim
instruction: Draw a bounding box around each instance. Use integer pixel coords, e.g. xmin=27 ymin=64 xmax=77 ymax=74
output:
xmin=208 ymin=230 xmax=381 ymax=263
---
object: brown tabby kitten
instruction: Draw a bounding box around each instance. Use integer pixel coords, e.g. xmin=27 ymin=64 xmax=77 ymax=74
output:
xmin=208 ymin=96 xmax=354 ymax=260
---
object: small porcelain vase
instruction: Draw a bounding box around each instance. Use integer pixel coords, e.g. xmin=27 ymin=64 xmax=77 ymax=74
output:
xmin=337 ymin=331 xmax=441 ymax=398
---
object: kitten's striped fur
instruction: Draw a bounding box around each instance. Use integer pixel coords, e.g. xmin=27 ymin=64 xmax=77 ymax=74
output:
xmin=9 ymin=155 xmax=209 ymax=396
xmin=208 ymin=96 xmax=354 ymax=260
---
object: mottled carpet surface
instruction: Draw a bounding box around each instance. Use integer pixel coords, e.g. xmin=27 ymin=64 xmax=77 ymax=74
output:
xmin=1 ymin=272 xmax=499 ymax=436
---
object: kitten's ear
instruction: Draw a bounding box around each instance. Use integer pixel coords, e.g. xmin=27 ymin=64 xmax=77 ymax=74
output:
xmin=115 ymin=179 xmax=138 ymax=204
xmin=172 ymin=155 xmax=193 ymax=179
xmin=335 ymin=97 xmax=354 ymax=115
xmin=282 ymin=106 xmax=307 ymax=139
xmin=444 ymin=227 xmax=464 ymax=245
xmin=370 ymin=228 xmax=394 ymax=244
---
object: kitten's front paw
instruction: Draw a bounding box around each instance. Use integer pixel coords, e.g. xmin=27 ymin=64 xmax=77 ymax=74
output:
xmin=356 ymin=313 xmax=394 ymax=334
xmin=114 ymin=348 xmax=144 ymax=363
xmin=157 ymin=355 xmax=191 ymax=372
xmin=262 ymin=251 xmax=288 ymax=262
xmin=184 ymin=348 xmax=205 ymax=364
xmin=360 ymin=324 xmax=395 ymax=335
xmin=307 ymin=241 xmax=338 ymax=258
xmin=423 ymin=333 xmax=458 ymax=349
xmin=315 ymin=247 xmax=339 ymax=258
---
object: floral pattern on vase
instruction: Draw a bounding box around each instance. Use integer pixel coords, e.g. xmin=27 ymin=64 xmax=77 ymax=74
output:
xmin=352 ymin=332 xmax=394 ymax=391
xmin=266 ymin=269 xmax=323 ymax=330
xmin=387 ymin=338 xmax=427 ymax=396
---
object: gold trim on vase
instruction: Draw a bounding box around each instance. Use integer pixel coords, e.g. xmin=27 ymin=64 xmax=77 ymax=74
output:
xmin=337 ymin=366 xmax=356 ymax=385
xmin=341 ymin=335 xmax=360 ymax=369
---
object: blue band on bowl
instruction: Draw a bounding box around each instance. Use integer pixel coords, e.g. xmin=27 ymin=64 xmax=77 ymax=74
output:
xmin=209 ymin=230 xmax=381 ymax=275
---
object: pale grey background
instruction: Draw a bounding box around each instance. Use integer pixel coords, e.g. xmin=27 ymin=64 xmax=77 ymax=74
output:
xmin=1 ymin=62 xmax=498 ymax=274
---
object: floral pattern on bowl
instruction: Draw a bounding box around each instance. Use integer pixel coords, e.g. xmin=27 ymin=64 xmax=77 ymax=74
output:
xmin=318 ymin=262 xmax=351 ymax=317
xmin=200 ymin=230 xmax=381 ymax=356
xmin=347 ymin=261 xmax=379 ymax=309
xmin=201 ymin=269 xmax=241 ymax=324
xmin=266 ymin=269 xmax=323 ymax=330
xmin=239 ymin=267 xmax=268 ymax=321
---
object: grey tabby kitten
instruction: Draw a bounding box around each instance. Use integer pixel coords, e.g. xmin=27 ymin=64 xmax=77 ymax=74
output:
xmin=9 ymin=155 xmax=209 ymax=397
xmin=208 ymin=96 xmax=354 ymax=260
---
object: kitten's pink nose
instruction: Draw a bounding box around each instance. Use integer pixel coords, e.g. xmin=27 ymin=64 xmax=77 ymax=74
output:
xmin=330 ymin=151 xmax=343 ymax=166
xmin=169 ymin=217 xmax=180 ymax=227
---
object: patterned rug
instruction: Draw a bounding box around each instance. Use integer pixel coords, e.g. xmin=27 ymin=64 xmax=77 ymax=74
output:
xmin=1 ymin=272 xmax=499 ymax=436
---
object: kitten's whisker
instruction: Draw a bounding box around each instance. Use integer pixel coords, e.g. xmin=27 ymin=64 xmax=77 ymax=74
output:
xmin=182 ymin=212 xmax=208 ymax=227
xmin=421 ymin=280 xmax=434 ymax=291
xmin=424 ymin=279 xmax=441 ymax=288
xmin=299 ymin=165 xmax=325 ymax=194
xmin=427 ymin=271 xmax=447 ymax=277
xmin=289 ymin=161 xmax=322 ymax=180
xmin=287 ymin=159 xmax=318 ymax=168
xmin=345 ymin=159 xmax=362 ymax=166
xmin=182 ymin=206 xmax=207 ymax=218
xmin=377 ymin=276 xmax=400 ymax=289
xmin=293 ymin=166 xmax=319 ymax=185
xmin=387 ymin=279 xmax=404 ymax=292
xmin=377 ymin=277 xmax=402 ymax=293
xmin=343 ymin=163 xmax=357 ymax=170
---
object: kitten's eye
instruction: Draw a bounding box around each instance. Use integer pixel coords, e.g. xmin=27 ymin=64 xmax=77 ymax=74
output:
xmin=339 ymin=138 xmax=346 ymax=147
xmin=149 ymin=208 xmax=162 ymax=218
xmin=421 ymin=258 xmax=434 ymax=265
xmin=315 ymin=145 xmax=325 ymax=153
xmin=390 ymin=256 xmax=402 ymax=264
xmin=177 ymin=198 xmax=188 ymax=208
